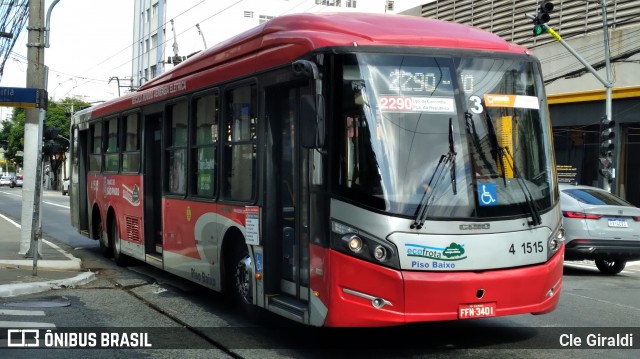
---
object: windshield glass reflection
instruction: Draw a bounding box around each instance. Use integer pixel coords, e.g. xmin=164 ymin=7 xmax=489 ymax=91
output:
xmin=332 ymin=53 xmax=555 ymax=219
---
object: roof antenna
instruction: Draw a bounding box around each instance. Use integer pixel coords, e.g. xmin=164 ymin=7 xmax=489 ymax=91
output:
xmin=168 ymin=19 xmax=183 ymax=65
xmin=196 ymin=24 xmax=207 ymax=49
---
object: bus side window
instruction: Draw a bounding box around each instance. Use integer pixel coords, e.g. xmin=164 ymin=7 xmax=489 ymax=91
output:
xmin=192 ymin=93 xmax=219 ymax=197
xmin=223 ymin=84 xmax=257 ymax=202
xmin=167 ymin=101 xmax=188 ymax=195
xmin=89 ymin=122 xmax=102 ymax=172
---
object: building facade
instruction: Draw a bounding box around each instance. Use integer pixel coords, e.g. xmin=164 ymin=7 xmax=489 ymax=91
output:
xmin=132 ymin=0 xmax=423 ymax=89
xmin=421 ymin=0 xmax=640 ymax=205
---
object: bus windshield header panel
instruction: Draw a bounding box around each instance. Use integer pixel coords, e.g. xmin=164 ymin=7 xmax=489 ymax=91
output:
xmin=334 ymin=52 xmax=555 ymax=220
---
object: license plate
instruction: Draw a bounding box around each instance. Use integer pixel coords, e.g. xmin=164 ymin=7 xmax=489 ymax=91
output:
xmin=458 ymin=302 xmax=497 ymax=319
xmin=608 ymin=219 xmax=628 ymax=228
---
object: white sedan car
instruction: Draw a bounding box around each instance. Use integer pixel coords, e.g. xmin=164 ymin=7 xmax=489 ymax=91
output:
xmin=560 ymin=184 xmax=640 ymax=275
xmin=0 ymin=176 xmax=12 ymax=186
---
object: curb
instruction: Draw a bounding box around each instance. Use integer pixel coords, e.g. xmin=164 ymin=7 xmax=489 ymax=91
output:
xmin=0 ymin=271 xmax=96 ymax=298
xmin=0 ymin=259 xmax=82 ymax=270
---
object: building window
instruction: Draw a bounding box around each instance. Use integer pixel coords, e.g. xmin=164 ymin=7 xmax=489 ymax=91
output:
xmin=259 ymin=15 xmax=274 ymax=24
xmin=244 ymin=11 xmax=254 ymax=18
xmin=151 ymin=33 xmax=158 ymax=50
xmin=223 ymin=85 xmax=256 ymax=201
xmin=146 ymin=9 xmax=151 ymax=23
xmin=105 ymin=117 xmax=119 ymax=172
xmin=122 ymin=113 xmax=140 ymax=173
xmin=152 ymin=3 xmax=159 ymax=18
xmin=150 ymin=65 xmax=157 ymax=78
xmin=166 ymin=101 xmax=188 ymax=195
xmin=192 ymin=93 xmax=219 ymax=197
xmin=318 ymin=0 xmax=340 ymax=6
xmin=346 ymin=0 xmax=356 ymax=8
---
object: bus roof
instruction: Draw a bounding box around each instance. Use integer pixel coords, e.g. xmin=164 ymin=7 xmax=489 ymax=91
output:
xmin=79 ymin=12 xmax=529 ymax=121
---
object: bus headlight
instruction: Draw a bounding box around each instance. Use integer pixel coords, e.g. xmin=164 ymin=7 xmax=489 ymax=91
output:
xmin=346 ymin=235 xmax=363 ymax=253
xmin=547 ymin=225 xmax=565 ymax=259
xmin=373 ymin=245 xmax=388 ymax=262
xmin=332 ymin=220 xmax=400 ymax=269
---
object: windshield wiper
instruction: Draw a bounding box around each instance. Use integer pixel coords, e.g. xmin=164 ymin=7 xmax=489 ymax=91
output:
xmin=500 ymin=146 xmax=542 ymax=226
xmin=411 ymin=118 xmax=457 ymax=229
xmin=484 ymin=112 xmax=507 ymax=186
xmin=484 ymin=115 xmax=542 ymax=226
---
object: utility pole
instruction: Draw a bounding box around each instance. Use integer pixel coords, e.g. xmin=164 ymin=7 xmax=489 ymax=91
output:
xmin=600 ymin=0 xmax=614 ymax=193
xmin=528 ymin=0 xmax=615 ymax=192
xmin=21 ymin=0 xmax=47 ymax=270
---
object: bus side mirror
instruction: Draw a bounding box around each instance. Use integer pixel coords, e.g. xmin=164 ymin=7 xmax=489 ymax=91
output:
xmin=293 ymin=60 xmax=325 ymax=149
xmin=300 ymin=94 xmax=318 ymax=149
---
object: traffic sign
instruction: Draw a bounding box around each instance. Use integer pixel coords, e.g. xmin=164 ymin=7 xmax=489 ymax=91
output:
xmin=0 ymin=87 xmax=47 ymax=108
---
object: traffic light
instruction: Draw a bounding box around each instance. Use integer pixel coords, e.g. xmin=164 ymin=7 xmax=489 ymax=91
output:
xmin=43 ymin=125 xmax=59 ymax=141
xmin=42 ymin=125 xmax=63 ymax=157
xmin=599 ymin=115 xmax=615 ymax=156
xmin=599 ymin=115 xmax=615 ymax=183
xmin=532 ymin=1 xmax=554 ymax=36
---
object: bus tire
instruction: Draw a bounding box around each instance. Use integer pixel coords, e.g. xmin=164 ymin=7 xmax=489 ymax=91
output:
xmin=110 ymin=218 xmax=128 ymax=266
xmin=228 ymin=243 xmax=253 ymax=310
xmin=96 ymin=218 xmax=113 ymax=258
xmin=595 ymin=259 xmax=626 ymax=275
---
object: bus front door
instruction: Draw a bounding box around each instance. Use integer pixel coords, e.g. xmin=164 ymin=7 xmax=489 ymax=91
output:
xmin=266 ymin=84 xmax=311 ymax=305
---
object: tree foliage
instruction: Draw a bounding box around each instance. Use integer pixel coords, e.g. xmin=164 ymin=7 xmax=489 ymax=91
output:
xmin=0 ymin=97 xmax=89 ymax=168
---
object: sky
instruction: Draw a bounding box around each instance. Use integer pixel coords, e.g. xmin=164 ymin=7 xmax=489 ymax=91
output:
xmin=0 ymin=0 xmax=426 ymax=122
xmin=1 ymin=0 xmax=134 ymax=112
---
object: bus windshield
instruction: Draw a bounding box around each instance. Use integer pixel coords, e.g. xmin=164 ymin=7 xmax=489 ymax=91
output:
xmin=334 ymin=52 xmax=555 ymax=220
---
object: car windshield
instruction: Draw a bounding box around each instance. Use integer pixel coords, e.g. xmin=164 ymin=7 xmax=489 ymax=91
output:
xmin=332 ymin=52 xmax=557 ymax=219
xmin=563 ymin=188 xmax=632 ymax=206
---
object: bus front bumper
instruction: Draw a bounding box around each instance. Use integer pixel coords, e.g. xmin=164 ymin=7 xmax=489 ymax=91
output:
xmin=322 ymin=246 xmax=564 ymax=327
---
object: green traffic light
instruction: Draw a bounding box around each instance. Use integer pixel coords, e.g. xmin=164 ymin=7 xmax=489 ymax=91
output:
xmin=533 ymin=24 xmax=548 ymax=36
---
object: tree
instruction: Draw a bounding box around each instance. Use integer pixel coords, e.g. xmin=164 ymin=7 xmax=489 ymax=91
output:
xmin=0 ymin=107 xmax=26 ymax=167
xmin=0 ymin=97 xmax=89 ymax=186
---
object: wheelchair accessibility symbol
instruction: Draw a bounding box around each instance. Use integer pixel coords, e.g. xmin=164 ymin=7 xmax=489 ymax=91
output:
xmin=478 ymin=183 xmax=498 ymax=206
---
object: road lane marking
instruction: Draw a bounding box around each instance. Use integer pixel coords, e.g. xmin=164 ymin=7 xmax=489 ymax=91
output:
xmin=1 ymin=191 xmax=71 ymax=209
xmin=0 ymin=309 xmax=45 ymax=316
xmin=43 ymin=201 xmax=70 ymax=209
xmin=565 ymin=292 xmax=640 ymax=312
xmin=0 ymin=321 xmax=56 ymax=328
xmin=0 ymin=213 xmax=78 ymax=263
xmin=0 ymin=213 xmax=21 ymax=228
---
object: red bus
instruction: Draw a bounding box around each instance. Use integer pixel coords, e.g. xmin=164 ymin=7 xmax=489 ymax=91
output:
xmin=69 ymin=12 xmax=564 ymax=327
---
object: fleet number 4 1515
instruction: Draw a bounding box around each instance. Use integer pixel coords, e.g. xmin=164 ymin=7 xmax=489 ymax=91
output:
xmin=509 ymin=241 xmax=544 ymax=255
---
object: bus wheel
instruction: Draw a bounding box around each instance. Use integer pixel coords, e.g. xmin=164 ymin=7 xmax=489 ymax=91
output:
xmin=595 ymin=259 xmax=626 ymax=275
xmin=229 ymin=244 xmax=253 ymax=307
xmin=110 ymin=219 xmax=128 ymax=266
xmin=97 ymin=220 xmax=113 ymax=258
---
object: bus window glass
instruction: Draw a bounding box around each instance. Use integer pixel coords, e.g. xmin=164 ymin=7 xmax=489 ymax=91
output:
xmin=192 ymin=94 xmax=218 ymax=197
xmin=167 ymin=101 xmax=188 ymax=194
xmin=105 ymin=117 xmax=119 ymax=172
xmin=89 ymin=122 xmax=102 ymax=172
xmin=333 ymin=53 xmax=554 ymax=219
xmin=223 ymin=85 xmax=256 ymax=201
xmin=123 ymin=113 xmax=140 ymax=173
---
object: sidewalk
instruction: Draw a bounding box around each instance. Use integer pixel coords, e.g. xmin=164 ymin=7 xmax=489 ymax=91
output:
xmin=0 ymin=213 xmax=95 ymax=298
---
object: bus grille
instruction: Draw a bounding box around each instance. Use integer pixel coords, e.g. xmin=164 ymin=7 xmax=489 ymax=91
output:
xmin=126 ymin=216 xmax=141 ymax=242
